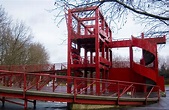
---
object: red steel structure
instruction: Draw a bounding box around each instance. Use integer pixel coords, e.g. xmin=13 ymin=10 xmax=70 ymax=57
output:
xmin=67 ymin=6 xmax=166 ymax=94
xmin=67 ymin=6 xmax=113 ymax=95
xmin=0 ymin=6 xmax=166 ymax=109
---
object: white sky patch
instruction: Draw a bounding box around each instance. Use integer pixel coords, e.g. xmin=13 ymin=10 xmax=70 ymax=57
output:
xmin=1 ymin=0 xmax=168 ymax=63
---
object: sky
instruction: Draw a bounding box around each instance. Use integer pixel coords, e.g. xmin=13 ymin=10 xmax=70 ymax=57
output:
xmin=1 ymin=0 xmax=168 ymax=63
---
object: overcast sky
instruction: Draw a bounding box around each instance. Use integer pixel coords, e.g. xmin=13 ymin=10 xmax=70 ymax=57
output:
xmin=1 ymin=0 xmax=168 ymax=63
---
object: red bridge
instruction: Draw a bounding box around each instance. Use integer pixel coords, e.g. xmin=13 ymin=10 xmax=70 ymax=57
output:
xmin=0 ymin=6 xmax=166 ymax=109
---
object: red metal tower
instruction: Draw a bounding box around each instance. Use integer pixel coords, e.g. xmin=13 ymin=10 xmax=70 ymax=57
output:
xmin=67 ymin=6 xmax=166 ymax=94
xmin=67 ymin=6 xmax=112 ymax=94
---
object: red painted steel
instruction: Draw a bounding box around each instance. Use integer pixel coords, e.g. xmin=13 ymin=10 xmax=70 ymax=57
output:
xmin=0 ymin=6 xmax=166 ymax=109
xmin=67 ymin=6 xmax=165 ymax=94
xmin=109 ymin=34 xmax=166 ymax=92
xmin=67 ymin=6 xmax=112 ymax=95
xmin=0 ymin=70 xmax=160 ymax=109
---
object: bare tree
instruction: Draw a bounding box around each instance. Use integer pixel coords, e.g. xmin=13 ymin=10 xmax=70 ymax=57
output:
xmin=0 ymin=6 xmax=49 ymax=65
xmin=26 ymin=43 xmax=49 ymax=64
xmin=112 ymin=54 xmax=130 ymax=68
xmin=3 ymin=22 xmax=33 ymax=65
xmin=53 ymin=0 xmax=169 ymax=37
xmin=0 ymin=6 xmax=11 ymax=27
xmin=159 ymin=55 xmax=169 ymax=69
xmin=0 ymin=6 xmax=12 ymax=64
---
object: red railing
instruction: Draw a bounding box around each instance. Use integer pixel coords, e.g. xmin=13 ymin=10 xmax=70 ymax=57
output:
xmin=0 ymin=70 xmax=160 ymax=103
xmin=0 ymin=64 xmax=55 ymax=72
xmin=0 ymin=63 xmax=69 ymax=72
xmin=71 ymin=54 xmax=90 ymax=64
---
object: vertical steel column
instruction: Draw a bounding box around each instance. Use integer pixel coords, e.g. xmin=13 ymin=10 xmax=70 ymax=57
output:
xmin=23 ymin=73 xmax=27 ymax=110
xmin=154 ymin=45 xmax=158 ymax=72
xmin=106 ymin=48 xmax=109 ymax=61
xmin=101 ymin=14 xmax=104 ymax=31
xmin=84 ymin=48 xmax=88 ymax=94
xmin=110 ymin=49 xmax=112 ymax=68
xmin=102 ymin=69 xmax=106 ymax=94
xmin=90 ymin=71 xmax=93 ymax=93
xmin=24 ymin=99 xmax=28 ymax=110
xmin=90 ymin=51 xmax=93 ymax=93
xmin=90 ymin=51 xmax=93 ymax=64
xmin=67 ymin=9 xmax=72 ymax=93
xmin=52 ymin=77 xmax=55 ymax=92
xmin=95 ymin=8 xmax=100 ymax=95
xmin=129 ymin=46 xmax=133 ymax=68
xmin=109 ymin=28 xmax=112 ymax=41
xmin=77 ymin=20 xmax=81 ymax=36
xmin=102 ymin=43 xmax=105 ymax=58
xmin=141 ymin=33 xmax=145 ymax=65
xmin=84 ymin=48 xmax=87 ymax=64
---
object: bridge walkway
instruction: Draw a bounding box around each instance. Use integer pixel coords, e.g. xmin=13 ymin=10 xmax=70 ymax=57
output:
xmin=0 ymin=70 xmax=160 ymax=109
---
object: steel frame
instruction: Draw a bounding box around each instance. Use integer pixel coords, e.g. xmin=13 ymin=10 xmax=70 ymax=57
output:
xmin=67 ymin=6 xmax=165 ymax=95
xmin=67 ymin=6 xmax=112 ymax=95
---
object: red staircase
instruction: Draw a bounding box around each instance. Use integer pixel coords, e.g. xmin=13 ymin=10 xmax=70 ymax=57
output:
xmin=132 ymin=36 xmax=165 ymax=91
xmin=108 ymin=35 xmax=166 ymax=92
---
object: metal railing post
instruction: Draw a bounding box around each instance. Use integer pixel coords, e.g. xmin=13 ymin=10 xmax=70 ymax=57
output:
xmin=74 ymin=78 xmax=77 ymax=103
xmin=23 ymin=72 xmax=27 ymax=109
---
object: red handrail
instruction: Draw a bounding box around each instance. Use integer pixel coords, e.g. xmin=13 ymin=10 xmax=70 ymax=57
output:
xmin=0 ymin=70 xmax=160 ymax=104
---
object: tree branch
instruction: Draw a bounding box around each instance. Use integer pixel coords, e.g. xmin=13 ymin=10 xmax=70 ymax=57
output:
xmin=102 ymin=0 xmax=169 ymax=21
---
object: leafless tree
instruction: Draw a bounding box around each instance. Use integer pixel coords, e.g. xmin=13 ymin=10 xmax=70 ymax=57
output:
xmin=26 ymin=43 xmax=49 ymax=64
xmin=158 ymin=55 xmax=169 ymax=69
xmin=53 ymin=0 xmax=169 ymax=37
xmin=0 ymin=6 xmax=11 ymax=64
xmin=0 ymin=6 xmax=11 ymax=27
xmin=0 ymin=6 xmax=49 ymax=65
xmin=3 ymin=22 xmax=33 ymax=65
xmin=112 ymin=54 xmax=130 ymax=68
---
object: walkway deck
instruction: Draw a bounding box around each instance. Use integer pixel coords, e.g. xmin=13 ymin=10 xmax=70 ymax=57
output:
xmin=0 ymin=86 xmax=159 ymax=106
xmin=0 ymin=86 xmax=168 ymax=110
xmin=0 ymin=70 xmax=161 ymax=109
